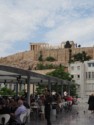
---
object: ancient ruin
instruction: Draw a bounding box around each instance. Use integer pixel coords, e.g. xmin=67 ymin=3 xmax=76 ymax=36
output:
xmin=0 ymin=41 xmax=94 ymax=70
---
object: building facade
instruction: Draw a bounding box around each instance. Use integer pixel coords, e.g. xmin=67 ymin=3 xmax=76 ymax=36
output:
xmin=69 ymin=60 xmax=94 ymax=98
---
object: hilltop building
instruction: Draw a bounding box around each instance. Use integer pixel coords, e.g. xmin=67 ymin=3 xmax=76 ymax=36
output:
xmin=0 ymin=41 xmax=94 ymax=70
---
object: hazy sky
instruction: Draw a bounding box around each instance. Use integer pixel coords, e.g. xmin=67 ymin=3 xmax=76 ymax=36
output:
xmin=0 ymin=0 xmax=94 ymax=57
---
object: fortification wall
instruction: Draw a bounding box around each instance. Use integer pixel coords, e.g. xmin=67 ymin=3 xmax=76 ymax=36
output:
xmin=37 ymin=48 xmax=69 ymax=64
xmin=0 ymin=45 xmax=94 ymax=69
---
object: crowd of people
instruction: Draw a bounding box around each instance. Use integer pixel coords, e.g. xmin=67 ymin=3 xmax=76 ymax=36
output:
xmin=0 ymin=89 xmax=77 ymax=125
xmin=30 ymin=89 xmax=76 ymax=125
xmin=0 ymin=96 xmax=30 ymax=125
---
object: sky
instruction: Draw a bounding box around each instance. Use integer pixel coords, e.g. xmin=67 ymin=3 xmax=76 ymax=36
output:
xmin=0 ymin=0 xmax=94 ymax=57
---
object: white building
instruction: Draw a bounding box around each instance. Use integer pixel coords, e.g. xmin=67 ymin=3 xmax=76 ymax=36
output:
xmin=68 ymin=60 xmax=94 ymax=98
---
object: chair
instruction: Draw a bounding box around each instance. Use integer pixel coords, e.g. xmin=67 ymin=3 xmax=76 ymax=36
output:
xmin=27 ymin=109 xmax=30 ymax=117
xmin=19 ymin=112 xmax=27 ymax=125
xmin=26 ymin=109 xmax=30 ymax=123
xmin=40 ymin=106 xmax=45 ymax=120
xmin=11 ymin=112 xmax=27 ymax=125
xmin=30 ymin=108 xmax=34 ymax=120
xmin=0 ymin=114 xmax=10 ymax=125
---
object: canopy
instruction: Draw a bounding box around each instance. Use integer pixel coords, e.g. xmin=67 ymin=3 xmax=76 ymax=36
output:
xmin=0 ymin=65 xmax=72 ymax=105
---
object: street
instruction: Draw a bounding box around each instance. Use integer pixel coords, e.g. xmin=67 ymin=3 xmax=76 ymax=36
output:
xmin=28 ymin=98 xmax=94 ymax=125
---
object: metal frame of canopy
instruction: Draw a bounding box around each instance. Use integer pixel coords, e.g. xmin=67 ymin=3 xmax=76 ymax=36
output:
xmin=0 ymin=65 xmax=71 ymax=105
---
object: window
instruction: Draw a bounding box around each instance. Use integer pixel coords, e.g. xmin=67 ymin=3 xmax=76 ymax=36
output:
xmin=88 ymin=72 xmax=91 ymax=79
xmin=88 ymin=63 xmax=94 ymax=67
xmin=88 ymin=72 xmax=90 ymax=79
xmin=92 ymin=63 xmax=94 ymax=67
xmin=77 ymin=75 xmax=80 ymax=79
xmin=86 ymin=72 xmax=92 ymax=79
xmin=71 ymin=75 xmax=74 ymax=78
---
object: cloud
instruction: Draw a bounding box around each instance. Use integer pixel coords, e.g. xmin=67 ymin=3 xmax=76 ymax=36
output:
xmin=0 ymin=0 xmax=94 ymax=57
xmin=45 ymin=16 xmax=94 ymax=46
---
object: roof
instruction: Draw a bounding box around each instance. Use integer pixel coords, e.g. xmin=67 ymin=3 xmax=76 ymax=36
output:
xmin=0 ymin=65 xmax=70 ymax=85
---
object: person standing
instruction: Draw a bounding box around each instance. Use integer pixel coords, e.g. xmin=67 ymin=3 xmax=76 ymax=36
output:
xmin=44 ymin=90 xmax=52 ymax=125
xmin=88 ymin=93 xmax=94 ymax=113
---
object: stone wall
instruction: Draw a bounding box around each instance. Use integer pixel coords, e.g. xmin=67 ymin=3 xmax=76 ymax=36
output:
xmin=36 ymin=47 xmax=94 ymax=65
xmin=0 ymin=43 xmax=94 ymax=69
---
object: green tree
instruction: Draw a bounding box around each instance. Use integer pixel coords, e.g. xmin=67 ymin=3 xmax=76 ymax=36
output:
xmin=78 ymin=44 xmax=81 ymax=47
xmin=36 ymin=63 xmax=45 ymax=70
xmin=72 ymin=51 xmax=91 ymax=62
xmin=46 ymin=66 xmax=72 ymax=81
xmin=35 ymin=67 xmax=77 ymax=96
xmin=69 ymin=49 xmax=72 ymax=63
xmin=64 ymin=41 xmax=72 ymax=48
xmin=70 ymin=84 xmax=77 ymax=96
xmin=36 ymin=84 xmax=46 ymax=94
xmin=46 ymin=66 xmax=77 ymax=96
xmin=38 ymin=51 xmax=43 ymax=61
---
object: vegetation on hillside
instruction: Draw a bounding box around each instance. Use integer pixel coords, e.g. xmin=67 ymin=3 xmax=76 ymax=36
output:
xmin=36 ymin=66 xmax=77 ymax=96
xmin=36 ymin=63 xmax=60 ymax=70
xmin=45 ymin=56 xmax=56 ymax=62
xmin=70 ymin=51 xmax=91 ymax=63
xmin=38 ymin=51 xmax=43 ymax=61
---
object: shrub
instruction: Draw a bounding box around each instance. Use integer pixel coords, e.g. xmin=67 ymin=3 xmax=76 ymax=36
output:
xmin=0 ymin=87 xmax=15 ymax=96
xmin=45 ymin=56 xmax=56 ymax=62
xmin=36 ymin=63 xmax=58 ymax=70
xmin=38 ymin=51 xmax=43 ymax=61
xmin=36 ymin=63 xmax=45 ymax=70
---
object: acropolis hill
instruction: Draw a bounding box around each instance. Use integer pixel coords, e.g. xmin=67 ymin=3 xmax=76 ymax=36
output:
xmin=0 ymin=41 xmax=94 ymax=70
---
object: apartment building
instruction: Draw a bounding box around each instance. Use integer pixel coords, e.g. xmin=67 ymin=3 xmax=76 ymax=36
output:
xmin=69 ymin=60 xmax=94 ymax=98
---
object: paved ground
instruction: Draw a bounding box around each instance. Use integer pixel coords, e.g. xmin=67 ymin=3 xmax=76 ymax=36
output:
xmin=27 ymin=98 xmax=94 ymax=125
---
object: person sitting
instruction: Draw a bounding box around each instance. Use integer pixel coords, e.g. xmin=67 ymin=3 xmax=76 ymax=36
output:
xmin=10 ymin=99 xmax=27 ymax=125
xmin=66 ymin=95 xmax=73 ymax=105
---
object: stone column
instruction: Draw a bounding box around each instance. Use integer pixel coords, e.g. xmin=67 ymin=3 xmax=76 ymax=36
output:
xmin=31 ymin=45 xmax=32 ymax=50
